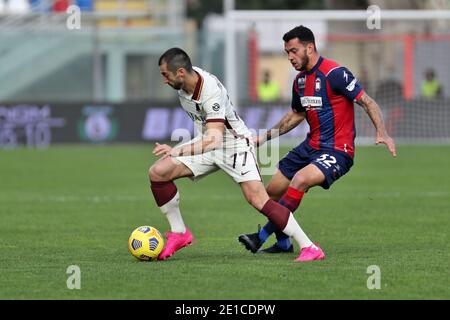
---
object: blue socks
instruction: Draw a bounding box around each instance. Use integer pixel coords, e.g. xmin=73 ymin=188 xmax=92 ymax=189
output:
xmin=258 ymin=221 xmax=277 ymax=242
xmin=258 ymin=221 xmax=292 ymax=250
xmin=275 ymin=230 xmax=292 ymax=250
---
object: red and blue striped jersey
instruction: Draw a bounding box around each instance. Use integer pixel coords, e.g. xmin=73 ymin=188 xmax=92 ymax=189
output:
xmin=291 ymin=56 xmax=364 ymax=158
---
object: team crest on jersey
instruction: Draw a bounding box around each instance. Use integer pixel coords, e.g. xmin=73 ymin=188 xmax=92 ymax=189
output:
xmin=315 ymin=78 xmax=321 ymax=92
xmin=212 ymin=103 xmax=220 ymax=111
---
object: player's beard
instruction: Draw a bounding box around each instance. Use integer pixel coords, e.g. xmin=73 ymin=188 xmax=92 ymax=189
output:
xmin=298 ymin=49 xmax=309 ymax=71
xmin=170 ymin=79 xmax=183 ymax=90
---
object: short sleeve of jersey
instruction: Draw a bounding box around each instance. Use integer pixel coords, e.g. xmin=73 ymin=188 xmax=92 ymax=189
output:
xmin=291 ymin=78 xmax=305 ymax=113
xmin=203 ymin=89 xmax=225 ymax=122
xmin=327 ymin=67 xmax=364 ymax=101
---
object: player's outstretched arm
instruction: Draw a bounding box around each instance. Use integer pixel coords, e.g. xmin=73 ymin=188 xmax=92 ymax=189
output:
xmin=357 ymin=92 xmax=397 ymax=157
xmin=170 ymin=121 xmax=225 ymax=157
xmin=256 ymin=110 xmax=305 ymax=147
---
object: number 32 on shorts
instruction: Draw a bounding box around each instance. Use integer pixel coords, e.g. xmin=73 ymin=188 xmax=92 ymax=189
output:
xmin=315 ymin=154 xmax=337 ymax=169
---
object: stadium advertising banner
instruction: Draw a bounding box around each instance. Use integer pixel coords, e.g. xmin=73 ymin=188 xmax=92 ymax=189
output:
xmin=0 ymin=103 xmax=309 ymax=148
xmin=1 ymin=100 xmax=449 ymax=148
xmin=0 ymin=104 xmax=67 ymax=148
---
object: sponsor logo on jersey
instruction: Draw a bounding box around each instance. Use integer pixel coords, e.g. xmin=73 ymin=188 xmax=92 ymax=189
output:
xmin=315 ymin=78 xmax=321 ymax=92
xmin=301 ymin=96 xmax=323 ymax=111
xmin=346 ymin=78 xmax=357 ymax=92
xmin=298 ymin=76 xmax=306 ymax=89
xmin=187 ymin=111 xmax=207 ymax=124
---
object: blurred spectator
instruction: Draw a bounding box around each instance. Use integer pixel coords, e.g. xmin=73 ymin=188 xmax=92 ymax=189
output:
xmin=374 ymin=66 xmax=403 ymax=103
xmin=421 ymin=68 xmax=443 ymax=99
xmin=6 ymin=0 xmax=31 ymax=13
xmin=257 ymin=70 xmax=281 ymax=102
xmin=53 ymin=0 xmax=69 ymax=12
xmin=76 ymin=0 xmax=93 ymax=11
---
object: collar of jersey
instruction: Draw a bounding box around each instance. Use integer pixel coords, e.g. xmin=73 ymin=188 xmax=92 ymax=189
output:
xmin=179 ymin=69 xmax=203 ymax=102
xmin=305 ymin=56 xmax=324 ymax=75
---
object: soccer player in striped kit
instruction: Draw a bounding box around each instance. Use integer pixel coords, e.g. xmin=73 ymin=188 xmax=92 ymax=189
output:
xmin=238 ymin=26 xmax=396 ymax=259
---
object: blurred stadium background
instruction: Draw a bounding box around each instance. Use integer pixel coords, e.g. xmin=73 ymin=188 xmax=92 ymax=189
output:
xmin=1 ymin=0 xmax=450 ymax=147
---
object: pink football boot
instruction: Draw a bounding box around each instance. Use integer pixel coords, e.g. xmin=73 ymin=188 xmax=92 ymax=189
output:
xmin=295 ymin=243 xmax=325 ymax=262
xmin=158 ymin=228 xmax=194 ymax=260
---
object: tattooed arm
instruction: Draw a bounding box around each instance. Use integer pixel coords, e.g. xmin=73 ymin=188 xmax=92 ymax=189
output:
xmin=357 ymin=92 xmax=397 ymax=157
xmin=255 ymin=110 xmax=305 ymax=147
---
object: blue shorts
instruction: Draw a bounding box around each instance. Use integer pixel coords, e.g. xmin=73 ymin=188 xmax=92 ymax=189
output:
xmin=278 ymin=141 xmax=354 ymax=189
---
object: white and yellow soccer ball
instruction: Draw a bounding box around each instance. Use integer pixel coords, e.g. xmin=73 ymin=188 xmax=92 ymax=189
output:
xmin=128 ymin=226 xmax=165 ymax=261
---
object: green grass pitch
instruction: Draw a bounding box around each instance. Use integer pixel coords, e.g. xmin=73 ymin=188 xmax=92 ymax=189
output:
xmin=0 ymin=144 xmax=449 ymax=299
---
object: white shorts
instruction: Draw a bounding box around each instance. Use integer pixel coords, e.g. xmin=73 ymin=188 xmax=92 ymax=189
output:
xmin=174 ymin=139 xmax=262 ymax=183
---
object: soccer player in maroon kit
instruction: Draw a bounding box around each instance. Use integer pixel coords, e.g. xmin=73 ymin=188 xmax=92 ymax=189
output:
xmin=238 ymin=26 xmax=396 ymax=259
